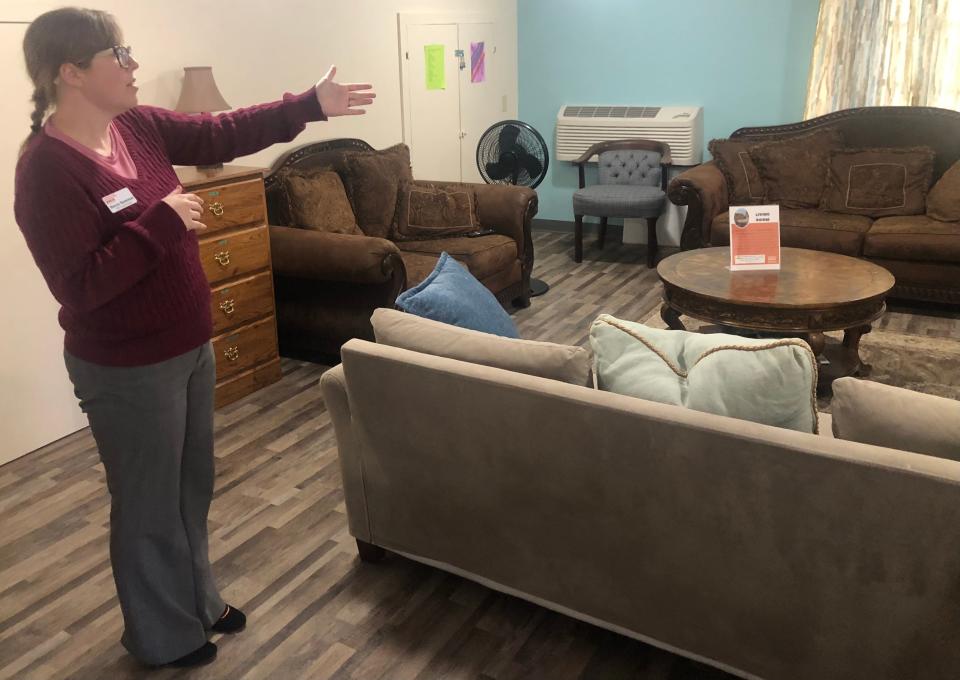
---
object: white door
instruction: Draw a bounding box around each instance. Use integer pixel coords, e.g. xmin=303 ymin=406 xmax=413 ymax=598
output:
xmin=0 ymin=23 xmax=88 ymax=465
xmin=404 ymin=23 xmax=462 ymax=182
xmin=400 ymin=13 xmax=508 ymax=183
xmin=457 ymin=22 xmax=502 ymax=183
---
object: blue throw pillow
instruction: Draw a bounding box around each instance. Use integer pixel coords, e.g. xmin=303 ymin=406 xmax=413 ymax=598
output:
xmin=395 ymin=252 xmax=519 ymax=338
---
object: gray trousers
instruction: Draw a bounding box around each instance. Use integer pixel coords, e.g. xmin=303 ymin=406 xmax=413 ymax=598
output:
xmin=65 ymin=342 xmax=225 ymax=665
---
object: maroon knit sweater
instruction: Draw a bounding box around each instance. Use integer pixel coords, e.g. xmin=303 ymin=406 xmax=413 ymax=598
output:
xmin=15 ymin=88 xmax=325 ymax=366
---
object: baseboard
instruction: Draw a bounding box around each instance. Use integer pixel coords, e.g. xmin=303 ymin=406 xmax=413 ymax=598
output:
xmin=532 ymin=218 xmax=623 ymax=237
xmin=532 ymin=219 xmax=681 ymax=259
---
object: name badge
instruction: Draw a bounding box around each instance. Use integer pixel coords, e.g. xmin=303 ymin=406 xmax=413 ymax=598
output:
xmin=102 ymin=187 xmax=137 ymax=213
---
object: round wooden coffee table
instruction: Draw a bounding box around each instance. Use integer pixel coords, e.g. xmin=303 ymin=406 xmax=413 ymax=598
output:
xmin=657 ymin=247 xmax=895 ymax=389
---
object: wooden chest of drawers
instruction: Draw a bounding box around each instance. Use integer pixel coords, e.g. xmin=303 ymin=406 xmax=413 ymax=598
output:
xmin=176 ymin=165 xmax=281 ymax=408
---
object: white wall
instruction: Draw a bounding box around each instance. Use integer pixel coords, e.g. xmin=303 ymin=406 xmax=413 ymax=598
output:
xmin=1 ymin=0 xmax=518 ymax=464
xmin=0 ymin=21 xmax=89 ymax=466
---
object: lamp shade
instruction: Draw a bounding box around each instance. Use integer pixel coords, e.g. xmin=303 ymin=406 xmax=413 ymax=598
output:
xmin=175 ymin=66 xmax=230 ymax=113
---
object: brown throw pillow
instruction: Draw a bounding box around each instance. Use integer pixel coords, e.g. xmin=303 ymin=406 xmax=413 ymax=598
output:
xmin=280 ymin=168 xmax=362 ymax=235
xmin=708 ymin=138 xmax=767 ymax=204
xmin=926 ymin=159 xmax=960 ymax=222
xmin=749 ymin=128 xmax=843 ymax=208
xmin=821 ymin=146 xmax=935 ymax=217
xmin=341 ymin=143 xmax=414 ymax=238
xmin=393 ymin=180 xmax=479 ymax=240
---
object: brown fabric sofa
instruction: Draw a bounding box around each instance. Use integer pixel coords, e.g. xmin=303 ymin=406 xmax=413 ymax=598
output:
xmin=668 ymin=107 xmax=960 ymax=304
xmin=322 ymin=338 xmax=960 ymax=680
xmin=264 ymin=138 xmax=538 ymax=359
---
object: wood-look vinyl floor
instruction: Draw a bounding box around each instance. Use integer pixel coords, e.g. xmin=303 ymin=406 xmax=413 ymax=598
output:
xmin=4 ymin=231 xmax=952 ymax=680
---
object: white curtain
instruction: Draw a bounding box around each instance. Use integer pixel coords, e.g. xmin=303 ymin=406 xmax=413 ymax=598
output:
xmin=804 ymin=0 xmax=960 ymax=118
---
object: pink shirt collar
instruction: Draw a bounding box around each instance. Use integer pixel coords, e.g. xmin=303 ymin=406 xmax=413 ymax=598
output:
xmin=44 ymin=118 xmax=138 ymax=181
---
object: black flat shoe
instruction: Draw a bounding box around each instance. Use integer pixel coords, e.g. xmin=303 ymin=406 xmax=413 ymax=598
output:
xmin=166 ymin=641 xmax=217 ymax=668
xmin=211 ymin=605 xmax=246 ymax=634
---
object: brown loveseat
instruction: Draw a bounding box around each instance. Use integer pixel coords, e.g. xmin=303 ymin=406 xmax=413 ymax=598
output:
xmin=668 ymin=107 xmax=960 ymax=304
xmin=264 ymin=138 xmax=538 ymax=359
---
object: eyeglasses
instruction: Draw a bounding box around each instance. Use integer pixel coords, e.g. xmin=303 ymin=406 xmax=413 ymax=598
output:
xmin=108 ymin=45 xmax=133 ymax=69
xmin=81 ymin=45 xmax=134 ymax=69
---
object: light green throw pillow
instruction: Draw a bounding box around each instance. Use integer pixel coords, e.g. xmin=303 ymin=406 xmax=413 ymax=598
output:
xmin=589 ymin=314 xmax=819 ymax=433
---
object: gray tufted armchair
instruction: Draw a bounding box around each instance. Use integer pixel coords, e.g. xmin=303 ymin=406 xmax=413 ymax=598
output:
xmin=571 ymin=140 xmax=672 ymax=266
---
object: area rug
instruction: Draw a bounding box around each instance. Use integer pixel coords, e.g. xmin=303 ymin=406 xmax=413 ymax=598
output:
xmin=640 ymin=307 xmax=960 ymax=405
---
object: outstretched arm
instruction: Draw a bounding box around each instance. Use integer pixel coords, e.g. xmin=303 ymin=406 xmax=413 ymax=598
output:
xmin=147 ymin=65 xmax=376 ymax=166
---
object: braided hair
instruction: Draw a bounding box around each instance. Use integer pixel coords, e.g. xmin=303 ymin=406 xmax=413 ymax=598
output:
xmin=29 ymin=87 xmax=49 ymax=134
xmin=20 ymin=7 xmax=121 ymax=153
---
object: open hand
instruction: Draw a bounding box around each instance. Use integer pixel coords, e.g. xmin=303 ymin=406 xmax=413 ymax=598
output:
xmin=162 ymin=186 xmax=206 ymax=232
xmin=315 ymin=65 xmax=376 ymax=116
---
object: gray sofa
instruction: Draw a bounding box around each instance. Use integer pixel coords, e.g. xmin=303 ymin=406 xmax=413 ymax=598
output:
xmin=321 ymin=338 xmax=960 ymax=680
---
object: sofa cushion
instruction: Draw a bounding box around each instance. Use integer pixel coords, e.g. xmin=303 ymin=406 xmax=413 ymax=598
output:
xmin=750 ymin=128 xmax=843 ymax=208
xmin=862 ymin=258 xmax=960 ymax=301
xmin=395 ymin=252 xmax=519 ymax=338
xmin=393 ymin=180 xmax=479 ymax=240
xmin=341 ymin=143 xmax=413 ymax=239
xmin=710 ymin=208 xmax=872 ymax=256
xmin=589 ymin=314 xmax=818 ymax=433
xmin=831 ymin=377 xmax=960 ymax=460
xmin=864 ymin=215 xmax=960 ymax=263
xmin=280 ymin=168 xmax=362 ymax=235
xmin=397 ymin=234 xmax=517 ymax=283
xmin=821 ymin=147 xmax=935 ymax=217
xmin=708 ymin=138 xmax=767 ymax=204
xmin=371 ymin=308 xmax=591 ymax=386
xmin=397 ymin=251 xmax=439 ymax=288
xmin=926 ymin=159 xmax=960 ymax=222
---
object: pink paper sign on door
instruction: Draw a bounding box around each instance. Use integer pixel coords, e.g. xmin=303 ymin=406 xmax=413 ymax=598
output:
xmin=471 ymin=42 xmax=485 ymax=83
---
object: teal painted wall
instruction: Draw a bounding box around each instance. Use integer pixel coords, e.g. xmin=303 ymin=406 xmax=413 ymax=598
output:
xmin=518 ymin=0 xmax=821 ymax=222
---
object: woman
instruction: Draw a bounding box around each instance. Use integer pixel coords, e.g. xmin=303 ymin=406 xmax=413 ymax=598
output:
xmin=14 ymin=7 xmax=375 ymax=669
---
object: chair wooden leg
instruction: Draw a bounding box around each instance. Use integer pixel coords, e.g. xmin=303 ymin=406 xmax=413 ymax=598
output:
xmin=574 ymin=214 xmax=584 ymax=263
xmin=598 ymin=216 xmax=608 ymax=250
xmin=356 ymin=539 xmax=386 ymax=563
xmin=646 ymin=217 xmax=659 ymax=268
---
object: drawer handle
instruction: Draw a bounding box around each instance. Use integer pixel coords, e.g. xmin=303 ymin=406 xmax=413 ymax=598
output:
xmin=224 ymin=346 xmax=240 ymax=362
xmin=214 ymin=251 xmax=231 ymax=267
xmin=219 ymin=299 xmax=236 ymax=316
xmin=209 ymin=201 xmax=225 ymax=217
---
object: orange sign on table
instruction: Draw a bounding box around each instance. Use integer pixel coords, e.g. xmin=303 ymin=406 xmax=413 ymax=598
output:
xmin=729 ymin=205 xmax=781 ymax=271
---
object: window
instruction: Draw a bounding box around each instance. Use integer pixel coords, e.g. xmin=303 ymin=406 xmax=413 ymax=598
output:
xmin=805 ymin=0 xmax=960 ymax=118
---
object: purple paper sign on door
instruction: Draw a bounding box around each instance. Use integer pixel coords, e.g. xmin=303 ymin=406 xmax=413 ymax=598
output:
xmin=471 ymin=42 xmax=485 ymax=83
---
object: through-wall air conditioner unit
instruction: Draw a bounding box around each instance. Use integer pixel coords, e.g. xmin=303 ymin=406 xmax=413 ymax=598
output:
xmin=555 ymin=105 xmax=704 ymax=165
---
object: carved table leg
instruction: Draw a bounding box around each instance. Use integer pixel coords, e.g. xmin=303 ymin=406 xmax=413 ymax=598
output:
xmin=816 ymin=324 xmax=874 ymax=393
xmin=843 ymin=324 xmax=873 ymax=376
xmin=803 ymin=332 xmax=827 ymax=358
xmin=660 ymin=303 xmax=685 ymax=331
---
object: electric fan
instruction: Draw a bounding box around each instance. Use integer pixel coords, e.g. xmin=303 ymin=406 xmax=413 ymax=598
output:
xmin=476 ymin=120 xmax=550 ymax=295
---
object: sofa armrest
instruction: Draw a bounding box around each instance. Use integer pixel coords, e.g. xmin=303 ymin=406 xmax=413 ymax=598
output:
xmin=472 ymin=183 xmax=538 ymax=253
xmin=269 ymin=225 xmax=405 ymax=285
xmin=667 ymin=161 xmax=729 ymax=250
xmin=320 ymin=364 xmax=372 ymax=541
